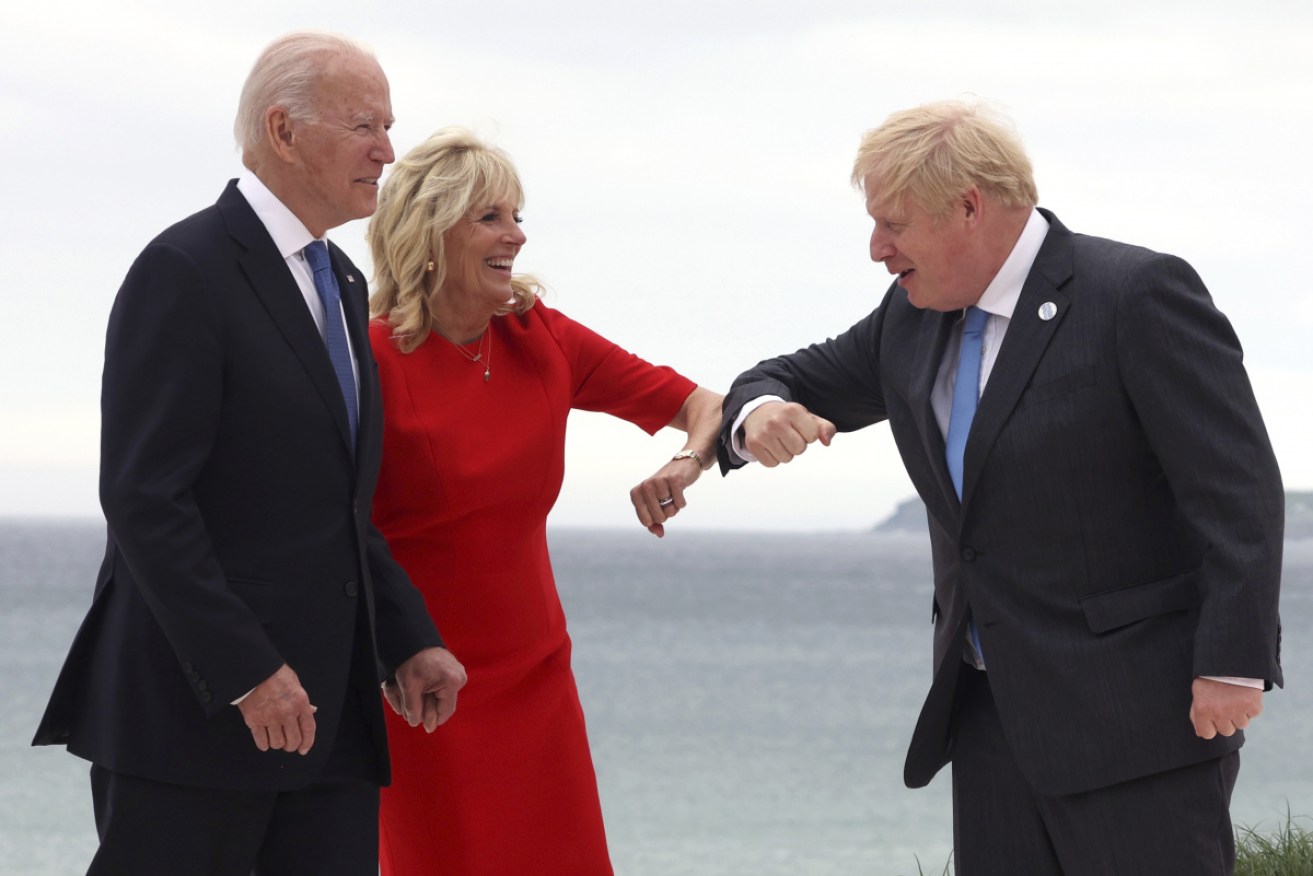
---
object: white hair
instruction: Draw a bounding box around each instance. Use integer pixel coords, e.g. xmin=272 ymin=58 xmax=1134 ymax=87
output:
xmin=233 ymin=31 xmax=374 ymax=156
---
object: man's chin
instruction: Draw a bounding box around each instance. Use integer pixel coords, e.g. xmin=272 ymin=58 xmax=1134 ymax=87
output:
xmin=899 ymin=280 xmax=928 ymax=309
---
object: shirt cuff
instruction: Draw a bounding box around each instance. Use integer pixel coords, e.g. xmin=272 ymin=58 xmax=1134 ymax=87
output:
xmin=1201 ymin=676 xmax=1264 ymax=690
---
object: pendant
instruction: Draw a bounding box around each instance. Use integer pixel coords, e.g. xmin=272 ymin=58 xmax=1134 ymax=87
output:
xmin=484 ymin=367 xmax=491 ymax=382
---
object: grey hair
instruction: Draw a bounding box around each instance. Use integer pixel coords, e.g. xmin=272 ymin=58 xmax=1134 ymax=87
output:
xmin=233 ymin=31 xmax=374 ymax=156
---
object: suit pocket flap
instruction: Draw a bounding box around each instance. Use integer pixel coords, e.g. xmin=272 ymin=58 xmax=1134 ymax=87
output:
xmin=1017 ymin=365 xmax=1096 ymax=411
xmin=1079 ymin=570 xmax=1200 ymax=634
xmin=227 ymin=576 xmax=279 ymax=623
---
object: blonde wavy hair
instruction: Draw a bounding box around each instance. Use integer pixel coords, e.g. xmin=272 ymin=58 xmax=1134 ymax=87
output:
xmin=368 ymin=128 xmax=542 ymax=352
xmin=851 ymin=100 xmax=1037 ymax=219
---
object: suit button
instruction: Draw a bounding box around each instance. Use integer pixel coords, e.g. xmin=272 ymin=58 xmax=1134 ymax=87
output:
xmin=187 ymin=671 xmax=201 ymax=682
xmin=200 ymin=691 xmax=213 ymax=703
xmin=182 ymin=662 xmax=194 ymax=673
xmin=197 ymin=681 xmax=208 ymax=692
xmin=345 ymin=580 xmax=359 ymax=597
xmin=962 ymin=547 xmax=977 ymax=561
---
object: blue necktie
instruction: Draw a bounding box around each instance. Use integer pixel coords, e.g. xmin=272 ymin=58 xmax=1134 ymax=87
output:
xmin=945 ymin=306 xmax=989 ymax=666
xmin=303 ymin=241 xmax=358 ymax=451
xmin=945 ymin=306 xmax=988 ymax=500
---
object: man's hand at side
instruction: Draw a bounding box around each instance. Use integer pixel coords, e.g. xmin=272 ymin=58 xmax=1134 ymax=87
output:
xmin=1190 ymin=677 xmax=1263 ymax=739
xmin=237 ymin=663 xmax=317 ymax=754
xmin=385 ymin=647 xmax=468 ymax=732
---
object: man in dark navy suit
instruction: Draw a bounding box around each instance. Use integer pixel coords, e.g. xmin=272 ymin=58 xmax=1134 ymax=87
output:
xmin=718 ymin=101 xmax=1283 ymax=874
xmin=34 ymin=31 xmax=466 ymax=875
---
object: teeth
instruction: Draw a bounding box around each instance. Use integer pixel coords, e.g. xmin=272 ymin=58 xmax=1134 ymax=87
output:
xmin=486 ymin=259 xmax=513 ymax=269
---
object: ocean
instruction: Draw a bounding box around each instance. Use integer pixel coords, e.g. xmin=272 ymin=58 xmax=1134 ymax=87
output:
xmin=2 ymin=521 xmax=1309 ymax=875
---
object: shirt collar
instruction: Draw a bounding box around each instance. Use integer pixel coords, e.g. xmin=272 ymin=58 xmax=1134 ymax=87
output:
xmin=236 ymin=168 xmax=322 ymax=258
xmin=974 ymin=208 xmax=1050 ymax=320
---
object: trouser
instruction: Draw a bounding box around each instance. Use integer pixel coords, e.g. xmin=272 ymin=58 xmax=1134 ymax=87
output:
xmin=87 ymin=764 xmax=379 ymax=876
xmin=951 ymin=666 xmax=1239 ymax=876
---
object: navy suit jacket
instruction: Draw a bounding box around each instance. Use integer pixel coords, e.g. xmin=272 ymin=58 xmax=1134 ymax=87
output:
xmin=33 ymin=181 xmax=442 ymax=791
xmin=719 ymin=210 xmax=1283 ymax=795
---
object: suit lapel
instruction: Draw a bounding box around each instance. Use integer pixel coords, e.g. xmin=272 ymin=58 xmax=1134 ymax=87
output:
xmin=217 ymin=183 xmax=355 ymax=458
xmin=911 ymin=309 xmax=960 ymax=526
xmin=334 ymin=243 xmax=371 ymax=471
xmin=960 ymin=213 xmax=1075 ymax=505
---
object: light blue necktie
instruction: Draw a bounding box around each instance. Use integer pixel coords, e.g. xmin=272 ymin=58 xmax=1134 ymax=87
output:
xmin=945 ymin=306 xmax=988 ymax=665
xmin=945 ymin=306 xmax=988 ymax=499
xmin=303 ymin=241 xmax=358 ymax=451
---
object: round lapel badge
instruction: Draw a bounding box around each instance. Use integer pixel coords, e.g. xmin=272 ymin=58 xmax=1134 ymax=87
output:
xmin=1038 ymin=301 xmax=1058 ymax=321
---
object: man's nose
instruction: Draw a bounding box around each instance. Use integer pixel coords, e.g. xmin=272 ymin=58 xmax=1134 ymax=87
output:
xmin=870 ymin=231 xmax=893 ymax=263
xmin=375 ymin=131 xmax=395 ymax=165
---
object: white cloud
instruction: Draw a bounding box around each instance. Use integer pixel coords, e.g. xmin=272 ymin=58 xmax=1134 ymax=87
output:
xmin=1 ymin=405 xmax=98 ymax=465
xmin=3 ymin=0 xmax=1310 ymax=521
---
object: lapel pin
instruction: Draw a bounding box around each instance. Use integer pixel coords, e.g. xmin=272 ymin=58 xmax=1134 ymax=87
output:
xmin=347 ymin=275 xmax=356 ymax=283
xmin=1038 ymin=301 xmax=1057 ymax=321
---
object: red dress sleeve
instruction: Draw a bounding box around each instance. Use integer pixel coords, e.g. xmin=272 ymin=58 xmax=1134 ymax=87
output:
xmin=530 ymin=302 xmax=696 ymax=434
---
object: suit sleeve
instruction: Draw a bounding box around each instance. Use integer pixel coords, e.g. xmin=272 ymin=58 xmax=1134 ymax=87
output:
xmin=364 ymin=521 xmax=444 ymax=679
xmin=1116 ymin=254 xmax=1284 ymax=686
xmin=346 ymin=276 xmax=445 ymax=678
xmin=718 ymin=288 xmax=895 ymax=472
xmin=99 ymin=242 xmax=286 ymax=713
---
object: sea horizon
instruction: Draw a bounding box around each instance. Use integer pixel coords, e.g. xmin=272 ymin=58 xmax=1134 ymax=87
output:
xmin=3 ymin=520 xmax=1308 ymax=875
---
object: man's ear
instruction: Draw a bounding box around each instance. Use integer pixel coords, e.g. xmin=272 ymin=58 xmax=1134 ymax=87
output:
xmin=961 ymin=187 xmax=984 ymax=223
xmin=265 ymin=107 xmax=297 ymax=163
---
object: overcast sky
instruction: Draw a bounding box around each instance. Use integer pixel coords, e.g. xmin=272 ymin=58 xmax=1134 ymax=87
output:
xmin=3 ymin=0 xmax=1310 ymax=532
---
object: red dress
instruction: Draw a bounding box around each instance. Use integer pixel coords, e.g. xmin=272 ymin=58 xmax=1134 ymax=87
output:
xmin=370 ymin=302 xmax=695 ymax=876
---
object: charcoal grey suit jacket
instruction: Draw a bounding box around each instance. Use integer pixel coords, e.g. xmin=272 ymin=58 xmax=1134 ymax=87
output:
xmin=718 ymin=210 xmax=1283 ymax=795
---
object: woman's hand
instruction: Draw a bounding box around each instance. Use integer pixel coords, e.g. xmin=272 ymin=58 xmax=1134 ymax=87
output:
xmin=630 ymin=386 xmax=724 ymax=537
xmin=630 ymin=454 xmax=704 ymax=537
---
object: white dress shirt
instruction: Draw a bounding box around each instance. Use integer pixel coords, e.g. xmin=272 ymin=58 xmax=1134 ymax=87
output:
xmin=928 ymin=209 xmax=1048 ymax=434
xmin=235 ymin=170 xmax=361 ymax=400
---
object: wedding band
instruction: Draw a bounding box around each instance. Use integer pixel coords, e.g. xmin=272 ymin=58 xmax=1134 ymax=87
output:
xmin=658 ymin=497 xmax=674 ymax=507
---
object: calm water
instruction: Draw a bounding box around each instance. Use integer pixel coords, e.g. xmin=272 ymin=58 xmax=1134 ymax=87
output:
xmin=2 ymin=521 xmax=1309 ymax=875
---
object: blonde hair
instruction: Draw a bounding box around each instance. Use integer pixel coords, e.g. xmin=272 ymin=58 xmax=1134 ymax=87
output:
xmin=368 ymin=128 xmax=541 ymax=353
xmin=234 ymin=31 xmax=374 ymax=159
xmin=851 ymin=100 xmax=1037 ymax=218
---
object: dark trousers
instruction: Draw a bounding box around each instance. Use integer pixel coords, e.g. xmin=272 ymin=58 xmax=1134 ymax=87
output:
xmin=951 ymin=666 xmax=1239 ymax=876
xmin=88 ymin=764 xmax=379 ymax=876
xmin=86 ymin=641 xmax=382 ymax=876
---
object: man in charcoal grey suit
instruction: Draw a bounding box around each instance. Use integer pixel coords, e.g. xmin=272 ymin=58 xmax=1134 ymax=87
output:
xmin=33 ymin=31 xmax=466 ymax=875
xmin=718 ymin=100 xmax=1283 ymax=874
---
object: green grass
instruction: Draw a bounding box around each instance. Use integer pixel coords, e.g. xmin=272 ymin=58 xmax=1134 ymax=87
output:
xmin=1235 ymin=812 xmax=1313 ymax=875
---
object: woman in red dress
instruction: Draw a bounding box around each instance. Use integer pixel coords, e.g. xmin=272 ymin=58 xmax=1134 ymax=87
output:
xmin=365 ymin=128 xmax=723 ymax=875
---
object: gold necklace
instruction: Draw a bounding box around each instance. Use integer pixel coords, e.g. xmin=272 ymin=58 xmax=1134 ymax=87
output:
xmin=435 ymin=324 xmax=492 ymax=382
